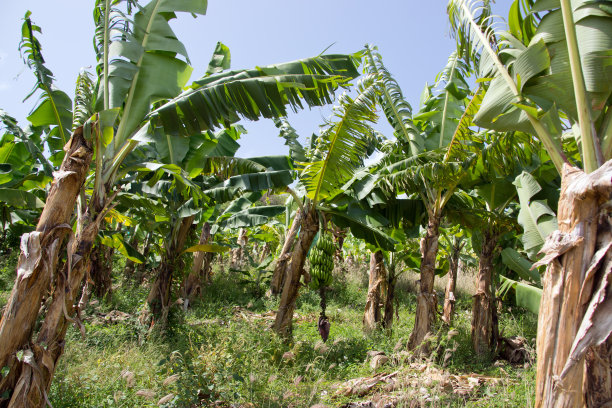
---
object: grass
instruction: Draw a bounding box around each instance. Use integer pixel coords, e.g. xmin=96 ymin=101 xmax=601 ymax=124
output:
xmin=0 ymin=248 xmax=18 ymax=310
xmin=0 ymin=248 xmax=536 ymax=407
xmin=34 ymin=255 xmax=538 ymax=407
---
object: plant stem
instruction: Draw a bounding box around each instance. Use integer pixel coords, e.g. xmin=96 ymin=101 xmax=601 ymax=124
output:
xmin=103 ymin=0 xmax=110 ymax=111
xmin=560 ymin=0 xmax=601 ymax=172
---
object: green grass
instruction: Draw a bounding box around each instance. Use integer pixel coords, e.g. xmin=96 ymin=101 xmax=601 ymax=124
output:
xmin=34 ymin=259 xmax=536 ymax=407
xmin=0 ymin=249 xmax=18 ymax=310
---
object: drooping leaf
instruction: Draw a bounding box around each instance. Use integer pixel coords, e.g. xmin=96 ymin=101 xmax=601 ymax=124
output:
xmin=326 ymin=206 xmax=397 ymax=251
xmin=151 ymin=54 xmax=361 ymax=137
xmin=498 ymin=275 xmax=542 ymax=314
xmin=501 ymin=247 xmax=541 ymax=285
xmin=218 ymin=205 xmax=285 ymax=230
xmin=513 ymin=172 xmax=558 ymax=259
xmin=0 ymin=188 xmax=44 ymax=209
xmin=274 ymin=118 xmax=307 ymax=162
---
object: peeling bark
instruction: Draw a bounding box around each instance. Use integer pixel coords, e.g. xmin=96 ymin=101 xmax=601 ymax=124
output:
xmin=0 ymin=127 xmax=93 ymax=406
xmin=271 ymin=209 xmax=303 ymax=295
xmin=471 ymin=230 xmax=498 ymax=355
xmin=536 ymin=162 xmax=612 ymax=407
xmin=408 ymin=214 xmax=441 ymax=351
xmin=273 ymin=206 xmax=318 ymax=338
xmin=585 ymin=336 xmax=612 ymax=407
xmin=7 ymin=208 xmax=100 ymax=407
xmin=363 ymin=251 xmax=386 ymax=333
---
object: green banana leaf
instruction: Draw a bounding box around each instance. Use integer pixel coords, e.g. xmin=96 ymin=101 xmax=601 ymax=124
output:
xmin=99 ymin=233 xmax=145 ymax=264
xmin=218 ymin=205 xmax=285 ymax=230
xmin=498 ymin=275 xmax=542 ymax=314
xmin=0 ymin=188 xmax=44 ymax=209
xmin=513 ymin=172 xmax=558 ymax=259
xmin=501 ymin=247 xmax=541 ymax=285
xmin=183 ymin=243 xmax=230 ymax=254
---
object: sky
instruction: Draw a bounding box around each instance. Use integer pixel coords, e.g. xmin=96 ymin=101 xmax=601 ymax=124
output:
xmin=0 ymin=0 xmax=513 ymax=159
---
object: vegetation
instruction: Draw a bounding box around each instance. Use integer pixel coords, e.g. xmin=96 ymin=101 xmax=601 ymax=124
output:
xmin=0 ymin=0 xmax=611 ymax=407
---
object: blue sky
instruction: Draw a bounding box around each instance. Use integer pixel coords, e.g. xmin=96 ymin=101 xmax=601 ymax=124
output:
xmin=0 ymin=0 xmax=512 ymax=158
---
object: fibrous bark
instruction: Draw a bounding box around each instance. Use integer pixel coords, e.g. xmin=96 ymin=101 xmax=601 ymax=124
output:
xmin=0 ymin=127 xmax=93 ymax=407
xmin=363 ymin=251 xmax=387 ymax=333
xmin=273 ymin=206 xmax=318 ymax=338
xmin=8 ymin=205 xmax=103 ymax=407
xmin=146 ymin=215 xmax=194 ymax=327
xmin=271 ymin=209 xmax=303 ymax=295
xmin=471 ymin=230 xmax=498 ymax=355
xmin=536 ymin=162 xmax=612 ymax=407
xmin=408 ymin=214 xmax=441 ymax=351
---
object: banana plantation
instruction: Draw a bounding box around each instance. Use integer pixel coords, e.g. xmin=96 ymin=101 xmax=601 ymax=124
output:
xmin=0 ymin=0 xmax=611 ymax=406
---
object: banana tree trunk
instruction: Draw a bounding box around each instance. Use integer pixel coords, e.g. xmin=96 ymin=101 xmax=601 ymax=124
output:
xmin=259 ymin=242 xmax=270 ymax=264
xmin=0 ymin=127 xmax=93 ymax=406
xmin=133 ymin=231 xmax=152 ymax=285
xmin=6 ymin=204 xmax=104 ymax=408
xmin=332 ymin=226 xmax=347 ymax=264
xmin=471 ymin=230 xmax=498 ymax=355
xmin=442 ymin=254 xmax=460 ymax=326
xmin=408 ymin=213 xmax=441 ymax=351
xmin=273 ymin=205 xmax=318 ymax=338
xmin=230 ymin=228 xmax=248 ymax=270
xmin=90 ymin=243 xmax=113 ymax=299
xmin=182 ymin=222 xmax=211 ymax=308
xmin=382 ymin=260 xmax=396 ymax=331
xmin=363 ymin=250 xmax=387 ymax=332
xmin=536 ymin=163 xmax=612 ymax=407
xmin=147 ymin=216 xmax=194 ymax=327
xmin=271 ymin=209 xmax=303 ymax=295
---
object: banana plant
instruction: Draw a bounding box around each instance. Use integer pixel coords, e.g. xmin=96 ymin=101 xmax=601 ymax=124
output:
xmin=448 ymin=0 xmax=612 ymax=404
xmin=0 ymin=2 xmax=361 ymax=404
xmin=456 ymin=126 xmax=547 ymax=354
xmin=375 ymin=49 xmax=478 ymax=352
xmin=270 ymin=73 xmax=403 ymax=338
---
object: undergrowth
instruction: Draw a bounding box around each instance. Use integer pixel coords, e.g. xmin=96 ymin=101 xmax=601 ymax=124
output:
xmin=41 ymin=259 xmax=537 ymax=407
